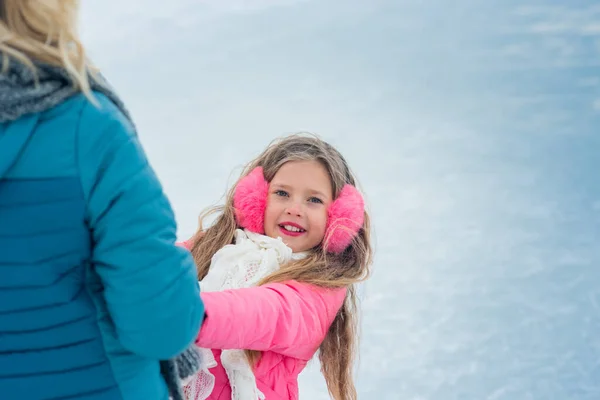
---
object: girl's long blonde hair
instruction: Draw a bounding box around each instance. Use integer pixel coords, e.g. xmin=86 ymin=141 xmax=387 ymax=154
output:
xmin=190 ymin=133 xmax=373 ymax=400
xmin=0 ymin=0 xmax=96 ymax=101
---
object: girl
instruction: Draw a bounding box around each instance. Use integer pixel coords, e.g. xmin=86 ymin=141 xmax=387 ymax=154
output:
xmin=0 ymin=1 xmax=204 ymax=399
xmin=182 ymin=133 xmax=373 ymax=400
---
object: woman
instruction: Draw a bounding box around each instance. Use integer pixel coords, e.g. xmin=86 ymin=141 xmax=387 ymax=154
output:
xmin=0 ymin=1 xmax=204 ymax=399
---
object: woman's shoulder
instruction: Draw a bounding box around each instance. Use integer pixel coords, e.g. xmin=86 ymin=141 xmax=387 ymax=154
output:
xmin=40 ymin=91 xmax=123 ymax=123
xmin=77 ymin=92 xmax=133 ymax=132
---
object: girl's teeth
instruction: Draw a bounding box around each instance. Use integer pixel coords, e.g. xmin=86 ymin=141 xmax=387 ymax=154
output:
xmin=284 ymin=225 xmax=303 ymax=232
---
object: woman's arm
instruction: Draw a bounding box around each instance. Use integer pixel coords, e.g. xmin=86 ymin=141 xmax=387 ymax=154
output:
xmin=78 ymin=94 xmax=204 ymax=359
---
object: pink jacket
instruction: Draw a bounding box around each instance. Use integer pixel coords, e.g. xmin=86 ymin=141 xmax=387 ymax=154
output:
xmin=179 ymin=241 xmax=346 ymax=400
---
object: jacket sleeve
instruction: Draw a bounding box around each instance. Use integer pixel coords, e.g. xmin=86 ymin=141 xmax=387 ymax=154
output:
xmin=76 ymin=94 xmax=204 ymax=360
xmin=195 ymin=280 xmax=346 ymax=360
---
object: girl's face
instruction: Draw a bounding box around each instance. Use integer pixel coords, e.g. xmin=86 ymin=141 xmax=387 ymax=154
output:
xmin=264 ymin=160 xmax=333 ymax=252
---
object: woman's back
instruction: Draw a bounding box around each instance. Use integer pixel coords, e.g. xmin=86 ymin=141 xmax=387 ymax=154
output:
xmin=0 ymin=91 xmax=203 ymax=399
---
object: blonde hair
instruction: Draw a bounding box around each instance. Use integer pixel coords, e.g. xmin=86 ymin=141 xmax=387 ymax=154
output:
xmin=0 ymin=0 xmax=96 ymax=102
xmin=190 ymin=133 xmax=373 ymax=400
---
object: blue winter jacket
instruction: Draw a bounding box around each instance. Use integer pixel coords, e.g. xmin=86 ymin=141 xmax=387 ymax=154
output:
xmin=0 ymin=92 xmax=205 ymax=399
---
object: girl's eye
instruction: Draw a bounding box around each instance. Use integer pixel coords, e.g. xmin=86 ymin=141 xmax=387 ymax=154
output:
xmin=275 ymin=190 xmax=289 ymax=197
xmin=309 ymin=197 xmax=323 ymax=204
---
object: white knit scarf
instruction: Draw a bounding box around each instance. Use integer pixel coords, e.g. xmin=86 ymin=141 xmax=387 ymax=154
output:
xmin=184 ymin=229 xmax=306 ymax=400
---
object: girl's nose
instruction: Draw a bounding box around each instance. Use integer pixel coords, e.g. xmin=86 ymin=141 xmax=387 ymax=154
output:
xmin=285 ymin=202 xmax=302 ymax=217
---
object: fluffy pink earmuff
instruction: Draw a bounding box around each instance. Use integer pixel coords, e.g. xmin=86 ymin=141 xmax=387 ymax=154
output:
xmin=233 ymin=166 xmax=365 ymax=253
xmin=233 ymin=167 xmax=269 ymax=234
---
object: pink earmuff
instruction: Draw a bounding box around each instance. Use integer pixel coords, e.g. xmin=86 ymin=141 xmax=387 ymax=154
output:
xmin=233 ymin=167 xmax=269 ymax=234
xmin=324 ymin=184 xmax=365 ymax=253
xmin=233 ymin=166 xmax=365 ymax=253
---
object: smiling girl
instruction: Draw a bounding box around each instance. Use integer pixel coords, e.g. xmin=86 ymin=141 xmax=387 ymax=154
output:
xmin=181 ymin=133 xmax=373 ymax=400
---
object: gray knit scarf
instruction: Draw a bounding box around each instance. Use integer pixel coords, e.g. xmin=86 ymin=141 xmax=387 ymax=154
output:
xmin=0 ymin=58 xmax=202 ymax=400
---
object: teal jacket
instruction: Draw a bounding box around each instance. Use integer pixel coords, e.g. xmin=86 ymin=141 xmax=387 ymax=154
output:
xmin=0 ymin=92 xmax=205 ymax=399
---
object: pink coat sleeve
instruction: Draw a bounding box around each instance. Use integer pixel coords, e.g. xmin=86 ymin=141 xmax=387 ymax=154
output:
xmin=196 ymin=281 xmax=346 ymax=360
xmin=177 ymin=240 xmax=193 ymax=250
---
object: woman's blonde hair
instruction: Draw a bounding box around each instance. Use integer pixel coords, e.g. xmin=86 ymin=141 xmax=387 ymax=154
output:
xmin=190 ymin=133 xmax=373 ymax=400
xmin=0 ymin=0 xmax=96 ymax=102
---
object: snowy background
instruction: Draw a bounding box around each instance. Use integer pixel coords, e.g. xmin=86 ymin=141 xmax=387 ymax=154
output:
xmin=81 ymin=1 xmax=600 ymax=399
